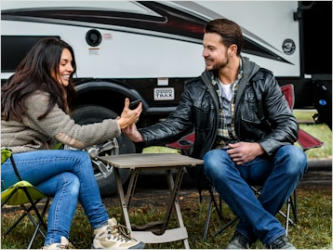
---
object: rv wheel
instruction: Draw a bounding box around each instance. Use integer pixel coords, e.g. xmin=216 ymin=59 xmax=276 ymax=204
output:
xmin=68 ymin=105 xmax=135 ymax=196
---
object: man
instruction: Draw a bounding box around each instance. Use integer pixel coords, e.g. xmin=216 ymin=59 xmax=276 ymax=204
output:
xmin=124 ymin=18 xmax=307 ymax=249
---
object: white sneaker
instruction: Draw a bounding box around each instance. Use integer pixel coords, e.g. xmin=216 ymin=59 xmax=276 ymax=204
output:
xmin=92 ymin=218 xmax=145 ymax=249
xmin=42 ymin=236 xmax=74 ymax=249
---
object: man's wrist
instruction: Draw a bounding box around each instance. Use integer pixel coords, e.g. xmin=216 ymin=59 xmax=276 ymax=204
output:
xmin=136 ymin=131 xmax=144 ymax=142
xmin=255 ymin=142 xmax=264 ymax=156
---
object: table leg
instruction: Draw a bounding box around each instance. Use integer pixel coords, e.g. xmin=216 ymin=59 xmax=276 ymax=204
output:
xmin=157 ymin=168 xmax=184 ymax=234
xmin=166 ymin=168 xmax=190 ymax=249
xmin=114 ymin=165 xmax=190 ymax=247
xmin=114 ymin=167 xmax=132 ymax=233
xmin=126 ymin=169 xmax=140 ymax=209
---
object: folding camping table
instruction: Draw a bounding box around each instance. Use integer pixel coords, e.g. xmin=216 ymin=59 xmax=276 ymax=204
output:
xmin=99 ymin=153 xmax=203 ymax=249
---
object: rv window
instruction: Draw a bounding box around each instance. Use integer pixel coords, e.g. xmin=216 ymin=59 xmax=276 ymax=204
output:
xmin=1 ymin=36 xmax=59 ymax=72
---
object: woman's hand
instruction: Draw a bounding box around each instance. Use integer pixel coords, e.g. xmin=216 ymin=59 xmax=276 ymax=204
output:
xmin=117 ymin=98 xmax=142 ymax=129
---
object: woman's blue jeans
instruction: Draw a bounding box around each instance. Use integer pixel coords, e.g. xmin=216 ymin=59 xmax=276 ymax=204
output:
xmin=203 ymin=145 xmax=307 ymax=245
xmin=1 ymin=150 xmax=109 ymax=245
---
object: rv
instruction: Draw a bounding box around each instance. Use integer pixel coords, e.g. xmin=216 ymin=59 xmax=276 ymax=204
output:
xmin=2 ymin=1 xmax=331 ymax=195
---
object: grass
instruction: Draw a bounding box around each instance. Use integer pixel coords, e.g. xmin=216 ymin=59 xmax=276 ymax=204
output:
xmin=1 ymin=186 xmax=331 ymax=249
xmin=143 ymin=146 xmax=180 ymax=154
xmin=293 ymin=109 xmax=316 ymax=123
xmin=298 ymin=124 xmax=332 ymax=159
xmin=293 ymin=109 xmax=332 ymax=159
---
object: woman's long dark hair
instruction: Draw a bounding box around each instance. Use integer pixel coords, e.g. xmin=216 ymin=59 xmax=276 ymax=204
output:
xmin=1 ymin=37 xmax=77 ymax=121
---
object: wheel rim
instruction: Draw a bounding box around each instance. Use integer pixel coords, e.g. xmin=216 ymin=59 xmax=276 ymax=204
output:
xmin=63 ymin=138 xmax=120 ymax=178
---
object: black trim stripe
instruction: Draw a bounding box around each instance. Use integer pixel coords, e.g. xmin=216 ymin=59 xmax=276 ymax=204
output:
xmin=2 ymin=1 xmax=292 ymax=64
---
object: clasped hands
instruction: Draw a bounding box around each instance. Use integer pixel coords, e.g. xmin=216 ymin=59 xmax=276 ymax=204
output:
xmin=117 ymin=98 xmax=143 ymax=142
xmin=117 ymin=98 xmax=142 ymax=130
xmin=226 ymin=142 xmax=264 ymax=165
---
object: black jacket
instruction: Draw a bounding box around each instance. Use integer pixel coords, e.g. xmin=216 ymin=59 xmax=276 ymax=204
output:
xmin=139 ymin=57 xmax=298 ymax=159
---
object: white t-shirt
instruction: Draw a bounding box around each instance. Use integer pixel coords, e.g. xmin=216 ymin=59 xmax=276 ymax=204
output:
xmin=220 ymin=82 xmax=233 ymax=102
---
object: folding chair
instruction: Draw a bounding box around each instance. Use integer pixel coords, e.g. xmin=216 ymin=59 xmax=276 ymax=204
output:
xmin=1 ymin=149 xmax=50 ymax=249
xmin=202 ymin=84 xmax=323 ymax=239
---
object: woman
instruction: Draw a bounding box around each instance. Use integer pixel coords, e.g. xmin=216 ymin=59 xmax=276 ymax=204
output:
xmin=1 ymin=38 xmax=144 ymax=249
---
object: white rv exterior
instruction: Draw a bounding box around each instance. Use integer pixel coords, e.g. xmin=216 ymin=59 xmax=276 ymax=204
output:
xmin=2 ymin=1 xmax=300 ymax=80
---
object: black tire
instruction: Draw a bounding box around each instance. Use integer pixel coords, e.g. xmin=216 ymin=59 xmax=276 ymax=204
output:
xmin=71 ymin=105 xmax=135 ymax=196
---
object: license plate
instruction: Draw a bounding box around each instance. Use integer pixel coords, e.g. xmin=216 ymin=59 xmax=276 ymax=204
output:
xmin=154 ymin=88 xmax=175 ymax=100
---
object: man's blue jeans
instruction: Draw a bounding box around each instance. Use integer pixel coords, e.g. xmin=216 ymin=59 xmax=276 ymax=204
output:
xmin=1 ymin=150 xmax=109 ymax=245
xmin=203 ymin=145 xmax=307 ymax=245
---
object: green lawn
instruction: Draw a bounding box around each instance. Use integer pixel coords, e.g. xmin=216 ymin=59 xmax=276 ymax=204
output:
xmin=298 ymin=124 xmax=332 ymax=159
xmin=293 ymin=109 xmax=316 ymax=123
xmin=1 ymin=187 xmax=331 ymax=249
xmin=293 ymin=109 xmax=332 ymax=159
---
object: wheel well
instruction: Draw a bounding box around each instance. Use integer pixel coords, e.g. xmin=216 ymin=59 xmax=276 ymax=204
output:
xmin=73 ymin=81 xmax=167 ymax=127
xmin=74 ymin=88 xmax=129 ymax=115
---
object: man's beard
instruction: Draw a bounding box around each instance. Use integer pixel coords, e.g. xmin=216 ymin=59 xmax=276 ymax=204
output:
xmin=205 ymin=52 xmax=229 ymax=72
xmin=212 ymin=57 xmax=229 ymax=72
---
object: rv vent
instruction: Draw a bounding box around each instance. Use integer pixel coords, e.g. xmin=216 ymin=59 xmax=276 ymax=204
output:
xmin=86 ymin=29 xmax=102 ymax=47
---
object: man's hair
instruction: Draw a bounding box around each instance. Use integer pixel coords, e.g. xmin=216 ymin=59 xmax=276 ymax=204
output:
xmin=205 ymin=18 xmax=243 ymax=56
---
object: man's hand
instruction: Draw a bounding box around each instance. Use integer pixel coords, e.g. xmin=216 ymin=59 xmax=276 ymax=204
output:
xmin=227 ymin=142 xmax=264 ymax=165
xmin=122 ymin=123 xmax=144 ymax=142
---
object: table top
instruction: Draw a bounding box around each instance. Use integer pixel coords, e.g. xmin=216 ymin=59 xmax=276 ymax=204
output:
xmin=99 ymin=153 xmax=203 ymax=169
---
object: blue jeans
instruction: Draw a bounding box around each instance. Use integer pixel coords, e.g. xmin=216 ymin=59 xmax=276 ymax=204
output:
xmin=203 ymin=145 xmax=307 ymax=245
xmin=1 ymin=150 xmax=109 ymax=245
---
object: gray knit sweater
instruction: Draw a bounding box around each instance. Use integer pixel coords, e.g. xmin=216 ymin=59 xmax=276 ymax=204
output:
xmin=1 ymin=91 xmax=121 ymax=153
